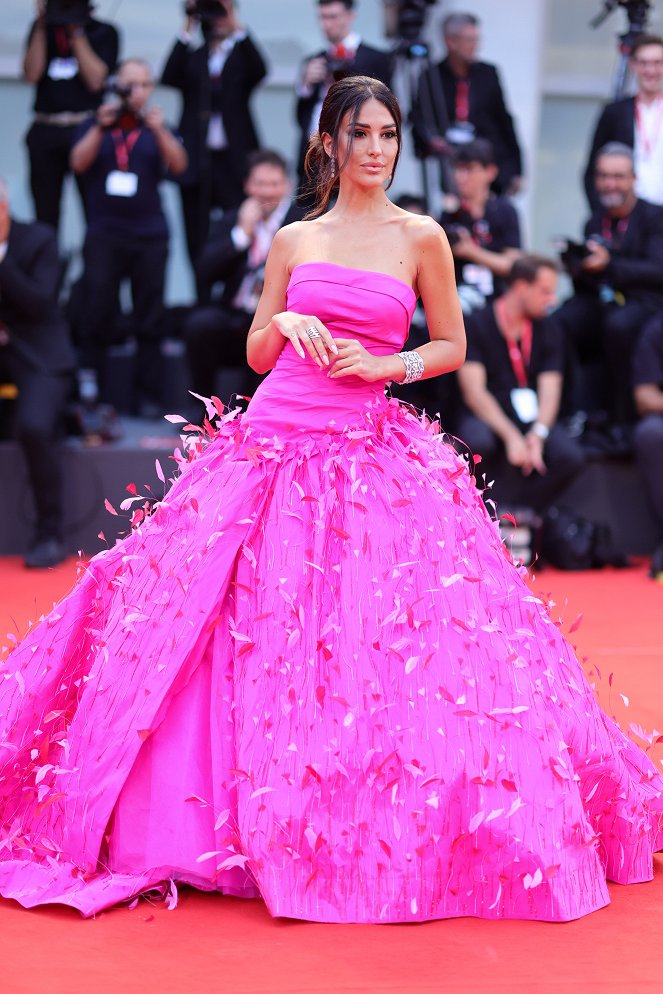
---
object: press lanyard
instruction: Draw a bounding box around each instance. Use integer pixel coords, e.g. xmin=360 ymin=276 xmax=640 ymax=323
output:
xmin=55 ymin=28 xmax=71 ymax=57
xmin=458 ymin=202 xmax=492 ymax=245
xmin=601 ymin=214 xmax=629 ymax=246
xmin=635 ymin=96 xmax=663 ymax=158
xmin=111 ymin=128 xmax=141 ymax=171
xmin=495 ymin=298 xmax=532 ymax=389
xmin=455 ymin=78 xmax=470 ymax=122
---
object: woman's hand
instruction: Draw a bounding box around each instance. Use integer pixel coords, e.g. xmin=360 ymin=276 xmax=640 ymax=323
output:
xmin=270 ymin=312 xmax=338 ymax=368
xmin=327 ymin=339 xmax=389 ymax=382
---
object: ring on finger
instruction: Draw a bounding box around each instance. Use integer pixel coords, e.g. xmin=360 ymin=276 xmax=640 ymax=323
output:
xmin=305 ymin=325 xmax=322 ymax=340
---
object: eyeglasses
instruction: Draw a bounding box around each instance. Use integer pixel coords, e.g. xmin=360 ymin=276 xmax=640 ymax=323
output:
xmin=632 ymin=58 xmax=663 ymax=67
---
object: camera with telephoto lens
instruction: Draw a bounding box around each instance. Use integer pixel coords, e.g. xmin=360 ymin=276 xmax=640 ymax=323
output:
xmin=45 ymin=0 xmax=93 ymax=25
xmin=183 ymin=0 xmax=228 ymax=22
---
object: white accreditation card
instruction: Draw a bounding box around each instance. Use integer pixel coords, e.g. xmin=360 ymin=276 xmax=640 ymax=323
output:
xmin=105 ymin=171 xmax=138 ymax=197
xmin=48 ymin=57 xmax=78 ymax=80
xmin=510 ymin=387 xmax=539 ymax=424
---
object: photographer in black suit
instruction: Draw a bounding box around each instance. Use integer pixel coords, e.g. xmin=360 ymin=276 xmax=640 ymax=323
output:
xmin=0 ymin=178 xmax=75 ymax=568
xmin=22 ymin=0 xmax=120 ymax=234
xmin=412 ymin=12 xmax=522 ymax=196
xmin=556 ymin=143 xmax=663 ymax=425
xmin=185 ymin=150 xmax=303 ymax=403
xmin=295 ymin=0 xmax=393 ymax=199
xmin=584 ymin=34 xmax=663 ymax=210
xmin=161 ymin=0 xmax=268 ymax=270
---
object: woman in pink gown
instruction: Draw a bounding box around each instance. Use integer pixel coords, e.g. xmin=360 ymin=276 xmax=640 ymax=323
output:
xmin=0 ymin=77 xmax=661 ymax=923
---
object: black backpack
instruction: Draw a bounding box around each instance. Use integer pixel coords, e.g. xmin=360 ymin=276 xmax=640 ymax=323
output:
xmin=538 ymin=506 xmax=627 ymax=570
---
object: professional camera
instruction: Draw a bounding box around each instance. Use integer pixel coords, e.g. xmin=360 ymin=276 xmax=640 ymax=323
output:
xmin=183 ymin=0 xmax=228 ymax=22
xmin=103 ymin=80 xmax=144 ymax=130
xmin=45 ymin=0 xmax=93 ymax=26
xmin=591 ymin=0 xmax=650 ymax=33
xmin=556 ymin=236 xmax=608 ymax=279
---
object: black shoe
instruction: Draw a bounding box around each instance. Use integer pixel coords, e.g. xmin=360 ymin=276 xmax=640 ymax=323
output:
xmin=24 ymin=537 xmax=67 ymax=569
xmin=650 ymin=543 xmax=663 ymax=580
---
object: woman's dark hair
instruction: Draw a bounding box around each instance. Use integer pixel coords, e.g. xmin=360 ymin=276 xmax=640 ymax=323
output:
xmin=303 ymin=75 xmax=402 ymax=218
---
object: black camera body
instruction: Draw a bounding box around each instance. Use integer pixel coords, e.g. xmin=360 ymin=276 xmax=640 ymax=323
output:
xmin=45 ymin=0 xmax=93 ymax=26
xmin=183 ymin=0 xmax=228 ymax=22
xmin=558 ymin=236 xmax=606 ymax=278
xmin=104 ymin=81 xmax=144 ymax=130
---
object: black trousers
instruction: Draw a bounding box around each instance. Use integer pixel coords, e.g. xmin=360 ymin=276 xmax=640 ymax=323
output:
xmin=25 ymin=121 xmax=88 ymax=232
xmin=555 ymin=294 xmax=652 ymax=422
xmin=634 ymin=413 xmax=663 ymax=537
xmin=79 ymin=232 xmax=168 ymax=403
xmin=184 ymin=304 xmax=261 ymax=401
xmin=456 ymin=412 xmax=586 ymax=514
xmin=0 ymin=351 xmax=70 ymax=540
xmin=180 ymin=150 xmax=245 ymax=269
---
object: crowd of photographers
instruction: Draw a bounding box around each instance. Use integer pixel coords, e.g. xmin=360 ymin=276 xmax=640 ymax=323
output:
xmin=2 ymin=0 xmax=663 ymax=575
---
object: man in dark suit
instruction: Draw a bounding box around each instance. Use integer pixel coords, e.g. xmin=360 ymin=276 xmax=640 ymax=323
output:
xmin=584 ymin=34 xmax=663 ymax=210
xmin=556 ymin=143 xmax=663 ymax=425
xmin=412 ymin=12 xmax=522 ymax=196
xmin=185 ymin=150 xmax=304 ymax=405
xmin=161 ymin=0 xmax=268 ymax=269
xmin=295 ymin=0 xmax=393 ymax=199
xmin=0 ymin=178 xmax=75 ymax=568
xmin=22 ymin=0 xmax=120 ymax=234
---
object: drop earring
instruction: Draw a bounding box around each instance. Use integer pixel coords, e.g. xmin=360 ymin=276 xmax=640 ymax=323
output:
xmin=330 ymin=156 xmax=337 ymax=178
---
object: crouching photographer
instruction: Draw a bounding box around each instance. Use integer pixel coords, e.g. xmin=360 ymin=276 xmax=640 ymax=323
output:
xmin=70 ymin=58 xmax=187 ymax=414
xmin=555 ymin=142 xmax=663 ymax=426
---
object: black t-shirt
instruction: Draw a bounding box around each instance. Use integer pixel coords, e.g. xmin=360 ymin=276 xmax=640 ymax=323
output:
xmin=27 ymin=18 xmax=119 ymax=114
xmin=632 ymin=316 xmax=663 ymax=388
xmin=76 ymin=118 xmax=174 ymax=239
xmin=440 ymin=195 xmax=521 ymax=299
xmin=464 ymin=304 xmax=565 ymax=425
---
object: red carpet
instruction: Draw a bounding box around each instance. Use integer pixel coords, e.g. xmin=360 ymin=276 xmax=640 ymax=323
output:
xmin=0 ymin=556 xmax=662 ymax=994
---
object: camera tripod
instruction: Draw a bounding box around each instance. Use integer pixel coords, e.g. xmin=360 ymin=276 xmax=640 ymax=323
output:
xmin=590 ymin=0 xmax=652 ymax=98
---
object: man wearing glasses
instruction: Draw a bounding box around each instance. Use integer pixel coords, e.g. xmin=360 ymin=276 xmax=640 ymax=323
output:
xmin=584 ymin=33 xmax=663 ymax=209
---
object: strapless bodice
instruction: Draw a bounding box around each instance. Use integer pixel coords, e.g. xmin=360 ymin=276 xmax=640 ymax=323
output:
xmin=244 ymin=262 xmax=417 ymax=438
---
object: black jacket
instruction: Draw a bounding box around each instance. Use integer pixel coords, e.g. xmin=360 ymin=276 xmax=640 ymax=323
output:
xmin=0 ymin=220 xmax=75 ymax=375
xmin=413 ymin=59 xmax=522 ymax=192
xmin=295 ymin=43 xmax=394 ymax=178
xmin=577 ymin=198 xmax=663 ymax=309
xmin=196 ymin=202 xmax=305 ymax=307
xmin=583 ymin=96 xmax=636 ymax=210
xmin=161 ymin=35 xmax=267 ymax=188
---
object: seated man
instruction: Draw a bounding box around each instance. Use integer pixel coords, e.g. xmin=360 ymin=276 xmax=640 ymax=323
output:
xmin=70 ymin=57 xmax=187 ymax=413
xmin=440 ymin=138 xmax=522 ymax=314
xmin=185 ymin=150 xmax=303 ymax=405
xmin=0 ymin=177 xmax=75 ymax=568
xmin=457 ymin=255 xmax=585 ymax=515
xmin=632 ymin=314 xmax=663 ymax=576
xmin=556 ymin=142 xmax=663 ymax=425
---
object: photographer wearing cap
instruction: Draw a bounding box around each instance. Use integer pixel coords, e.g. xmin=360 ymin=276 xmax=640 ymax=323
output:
xmin=457 ymin=256 xmax=584 ymax=515
xmin=440 ymin=139 xmax=522 ymax=314
xmin=412 ymin=12 xmax=522 ymax=197
xmin=295 ymin=0 xmax=393 ymax=203
xmin=70 ymin=58 xmax=187 ymax=413
xmin=0 ymin=177 xmax=75 ymax=568
xmin=184 ymin=149 xmax=303 ymax=405
xmin=584 ymin=34 xmax=663 ymax=210
xmin=22 ymin=0 xmax=120 ymax=234
xmin=556 ymin=142 xmax=663 ymax=426
xmin=161 ymin=0 xmax=268 ymax=272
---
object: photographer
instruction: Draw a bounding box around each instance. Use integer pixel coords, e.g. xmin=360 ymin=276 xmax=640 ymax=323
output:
xmin=161 ymin=0 xmax=268 ymax=271
xmin=295 ymin=0 xmax=393 ymax=199
xmin=412 ymin=12 xmax=522 ymax=197
xmin=556 ymin=142 xmax=663 ymax=426
xmin=184 ymin=150 xmax=303 ymax=403
xmin=22 ymin=0 xmax=120 ymax=233
xmin=70 ymin=58 xmax=187 ymax=412
xmin=0 ymin=177 xmax=75 ymax=568
xmin=457 ymin=256 xmax=584 ymax=515
xmin=584 ymin=34 xmax=663 ymax=210
xmin=440 ymin=139 xmax=522 ymax=314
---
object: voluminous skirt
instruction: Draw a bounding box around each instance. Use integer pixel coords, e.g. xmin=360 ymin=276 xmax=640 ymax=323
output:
xmin=0 ymin=400 xmax=661 ymax=922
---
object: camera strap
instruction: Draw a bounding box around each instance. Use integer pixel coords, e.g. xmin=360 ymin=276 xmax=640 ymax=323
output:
xmin=495 ymin=298 xmax=532 ymax=388
xmin=635 ymin=96 xmax=663 ymax=158
xmin=111 ymin=128 xmax=142 ymax=172
xmin=601 ymin=213 xmax=630 ymax=247
xmin=54 ymin=28 xmax=72 ymax=57
xmin=455 ymin=78 xmax=470 ymax=123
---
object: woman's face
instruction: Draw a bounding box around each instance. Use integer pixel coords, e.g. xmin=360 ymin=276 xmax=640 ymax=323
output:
xmin=325 ymin=97 xmax=399 ymax=189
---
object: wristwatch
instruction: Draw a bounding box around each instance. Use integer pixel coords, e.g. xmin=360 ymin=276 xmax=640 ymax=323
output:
xmin=530 ymin=421 xmax=550 ymax=441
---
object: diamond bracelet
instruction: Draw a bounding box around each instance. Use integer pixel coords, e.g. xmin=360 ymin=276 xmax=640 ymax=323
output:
xmin=397 ymin=350 xmax=425 ymax=385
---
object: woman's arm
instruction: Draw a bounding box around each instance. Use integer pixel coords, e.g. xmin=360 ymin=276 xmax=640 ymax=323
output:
xmin=246 ymin=225 xmax=337 ymax=374
xmin=413 ymin=218 xmax=467 ymax=374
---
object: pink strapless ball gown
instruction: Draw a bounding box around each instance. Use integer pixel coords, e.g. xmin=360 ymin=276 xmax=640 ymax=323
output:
xmin=0 ymin=262 xmax=661 ymax=922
